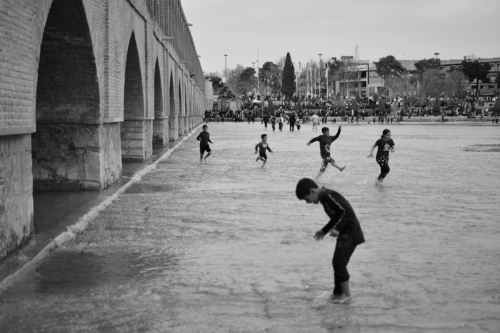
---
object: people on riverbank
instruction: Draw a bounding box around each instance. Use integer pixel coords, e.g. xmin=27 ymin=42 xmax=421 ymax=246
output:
xmin=311 ymin=113 xmax=320 ymax=131
xmin=368 ymin=129 xmax=395 ymax=184
xmin=197 ymin=124 xmax=214 ymax=162
xmin=255 ymin=134 xmax=273 ymax=168
xmin=307 ymin=126 xmax=346 ymax=179
xmin=295 ymin=178 xmax=365 ymax=302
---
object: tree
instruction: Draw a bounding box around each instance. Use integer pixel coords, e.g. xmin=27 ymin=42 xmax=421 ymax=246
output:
xmin=281 ymin=52 xmax=296 ymax=100
xmin=495 ymin=73 xmax=500 ymax=86
xmin=421 ymin=68 xmax=444 ymax=97
xmin=236 ymin=67 xmax=257 ymax=96
xmin=205 ymin=72 xmax=225 ymax=95
xmin=268 ymin=98 xmax=275 ymax=116
xmin=413 ymin=58 xmax=440 ymax=82
xmin=432 ymin=97 xmax=441 ymax=113
xmin=374 ymin=55 xmax=406 ymax=95
xmin=461 ymin=59 xmax=491 ymax=100
xmin=328 ymin=57 xmax=358 ymax=97
xmin=259 ymin=62 xmax=280 ymax=96
xmin=493 ymin=97 xmax=500 ymax=116
xmin=445 ymin=69 xmax=467 ymax=98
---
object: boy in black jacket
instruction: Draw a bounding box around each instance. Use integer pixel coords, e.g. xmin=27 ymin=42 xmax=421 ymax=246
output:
xmin=307 ymin=126 xmax=346 ymax=179
xmin=296 ymin=178 xmax=365 ymax=302
xmin=196 ymin=125 xmax=213 ymax=161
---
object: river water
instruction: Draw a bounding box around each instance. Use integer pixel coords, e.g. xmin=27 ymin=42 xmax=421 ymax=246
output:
xmin=1 ymin=122 xmax=499 ymax=332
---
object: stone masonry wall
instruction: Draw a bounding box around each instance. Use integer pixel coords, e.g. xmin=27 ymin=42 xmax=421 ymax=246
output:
xmin=0 ymin=134 xmax=34 ymax=259
xmin=32 ymin=124 xmax=102 ymax=190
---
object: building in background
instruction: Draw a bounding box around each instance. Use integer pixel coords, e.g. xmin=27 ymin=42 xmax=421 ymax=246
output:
xmin=439 ymin=57 xmax=500 ymax=97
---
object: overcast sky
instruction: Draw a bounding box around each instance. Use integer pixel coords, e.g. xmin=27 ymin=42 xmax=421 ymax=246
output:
xmin=182 ymin=0 xmax=500 ymax=74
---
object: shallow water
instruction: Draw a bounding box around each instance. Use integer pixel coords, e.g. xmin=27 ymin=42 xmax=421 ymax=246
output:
xmin=1 ymin=123 xmax=499 ymax=332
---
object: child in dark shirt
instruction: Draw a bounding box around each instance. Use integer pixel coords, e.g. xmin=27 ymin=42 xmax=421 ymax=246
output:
xmin=196 ymin=125 xmax=214 ymax=162
xmin=307 ymin=126 xmax=346 ymax=179
xmin=255 ymin=134 xmax=273 ymax=168
xmin=368 ymin=129 xmax=395 ymax=184
xmin=278 ymin=119 xmax=283 ymax=131
xmin=271 ymin=116 xmax=276 ymax=131
xmin=296 ymin=178 xmax=365 ymax=302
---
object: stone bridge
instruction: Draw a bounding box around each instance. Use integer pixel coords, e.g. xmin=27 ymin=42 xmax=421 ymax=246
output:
xmin=0 ymin=0 xmax=206 ymax=259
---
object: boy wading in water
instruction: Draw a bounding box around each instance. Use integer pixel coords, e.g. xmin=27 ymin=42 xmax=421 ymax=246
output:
xmin=197 ymin=125 xmax=213 ymax=162
xmin=255 ymin=134 xmax=273 ymax=167
xmin=368 ymin=129 xmax=395 ymax=184
xmin=307 ymin=126 xmax=346 ymax=179
xmin=296 ymin=178 xmax=365 ymax=302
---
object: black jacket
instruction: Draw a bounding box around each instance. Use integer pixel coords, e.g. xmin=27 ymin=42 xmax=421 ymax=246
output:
xmin=319 ymin=188 xmax=365 ymax=246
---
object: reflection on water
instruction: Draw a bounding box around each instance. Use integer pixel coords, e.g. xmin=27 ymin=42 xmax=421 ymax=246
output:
xmin=1 ymin=123 xmax=500 ymax=332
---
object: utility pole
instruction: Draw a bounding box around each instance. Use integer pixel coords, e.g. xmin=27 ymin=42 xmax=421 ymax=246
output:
xmin=224 ymin=54 xmax=228 ymax=84
xmin=318 ymin=54 xmax=322 ymax=98
xmin=326 ymin=62 xmax=329 ymax=99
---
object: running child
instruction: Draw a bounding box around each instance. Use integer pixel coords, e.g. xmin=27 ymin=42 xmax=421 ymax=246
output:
xmin=296 ymin=178 xmax=365 ymax=302
xmin=196 ymin=124 xmax=213 ymax=162
xmin=255 ymin=134 xmax=273 ymax=168
xmin=367 ymin=129 xmax=395 ymax=184
xmin=307 ymin=126 xmax=346 ymax=179
xmin=271 ymin=116 xmax=276 ymax=131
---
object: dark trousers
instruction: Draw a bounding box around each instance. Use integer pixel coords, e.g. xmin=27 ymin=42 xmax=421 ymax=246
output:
xmin=290 ymin=123 xmax=295 ymax=131
xmin=333 ymin=233 xmax=356 ymax=295
xmin=377 ymin=157 xmax=390 ymax=180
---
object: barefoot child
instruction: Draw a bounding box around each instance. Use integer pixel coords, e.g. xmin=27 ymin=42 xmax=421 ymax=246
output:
xmin=197 ymin=124 xmax=213 ymax=161
xmin=307 ymin=126 xmax=346 ymax=179
xmin=255 ymin=134 xmax=273 ymax=167
xmin=367 ymin=129 xmax=395 ymax=184
xmin=296 ymin=178 xmax=365 ymax=302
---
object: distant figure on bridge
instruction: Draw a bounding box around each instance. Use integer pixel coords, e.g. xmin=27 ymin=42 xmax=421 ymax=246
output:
xmin=197 ymin=125 xmax=213 ymax=162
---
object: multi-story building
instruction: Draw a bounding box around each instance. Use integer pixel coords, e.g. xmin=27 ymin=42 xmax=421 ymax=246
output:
xmin=439 ymin=56 xmax=500 ymax=97
xmin=333 ymin=58 xmax=419 ymax=98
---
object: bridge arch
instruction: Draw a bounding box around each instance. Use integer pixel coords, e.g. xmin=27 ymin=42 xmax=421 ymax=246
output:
xmin=178 ymin=80 xmax=184 ymax=136
xmin=121 ymin=31 xmax=149 ymax=161
xmin=32 ymin=0 xmax=101 ymax=190
xmin=152 ymin=58 xmax=167 ymax=147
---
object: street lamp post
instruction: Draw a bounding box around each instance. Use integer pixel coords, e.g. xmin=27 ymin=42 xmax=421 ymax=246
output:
xmin=224 ymin=54 xmax=228 ymax=85
xmin=318 ymin=54 xmax=322 ymax=98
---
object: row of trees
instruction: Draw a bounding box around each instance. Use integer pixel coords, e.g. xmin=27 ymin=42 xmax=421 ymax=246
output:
xmin=373 ymin=55 xmax=496 ymax=100
xmin=205 ymin=53 xmax=297 ymax=101
xmin=206 ymin=53 xmax=499 ymax=103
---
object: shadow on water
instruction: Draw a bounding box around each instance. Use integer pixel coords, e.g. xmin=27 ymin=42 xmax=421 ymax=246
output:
xmin=0 ymin=138 xmax=192 ymax=281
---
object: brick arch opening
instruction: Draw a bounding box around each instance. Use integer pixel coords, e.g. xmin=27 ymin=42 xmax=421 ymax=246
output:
xmin=32 ymin=0 xmax=101 ymax=191
xmin=124 ymin=33 xmax=144 ymax=119
xmin=152 ymin=59 xmax=166 ymax=148
xmin=121 ymin=32 xmax=149 ymax=161
xmin=169 ymin=73 xmax=175 ymax=117
xmin=178 ymin=81 xmax=183 ymax=136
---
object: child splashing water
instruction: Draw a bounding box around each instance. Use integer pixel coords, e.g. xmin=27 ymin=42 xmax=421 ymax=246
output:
xmin=307 ymin=126 xmax=346 ymax=179
xmin=368 ymin=129 xmax=395 ymax=184
xmin=255 ymin=134 xmax=273 ymax=168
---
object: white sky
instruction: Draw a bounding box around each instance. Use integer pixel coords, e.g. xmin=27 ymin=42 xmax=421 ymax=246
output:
xmin=182 ymin=0 xmax=500 ymax=74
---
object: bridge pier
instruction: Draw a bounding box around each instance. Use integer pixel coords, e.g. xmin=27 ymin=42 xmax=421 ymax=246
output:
xmin=169 ymin=115 xmax=179 ymax=142
xmin=153 ymin=116 xmax=169 ymax=148
xmin=0 ymin=135 xmax=33 ymax=259
xmin=121 ymin=119 xmax=153 ymax=162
